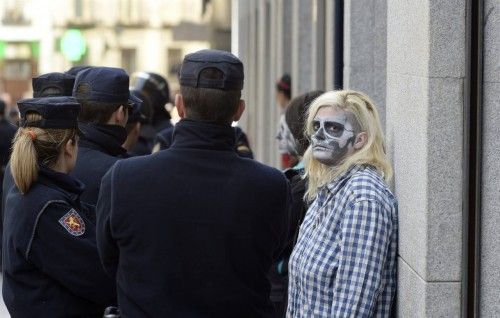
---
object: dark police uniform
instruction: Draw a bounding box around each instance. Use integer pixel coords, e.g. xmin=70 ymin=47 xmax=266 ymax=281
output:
xmin=0 ymin=102 xmax=17 ymax=218
xmin=129 ymin=72 xmax=173 ymax=155
xmin=2 ymin=72 xmax=75 ymax=270
xmin=2 ymin=97 xmax=116 ymax=317
xmin=70 ymin=67 xmax=141 ymax=205
xmin=96 ymin=50 xmax=290 ymax=318
xmin=2 ymin=72 xmax=76 ymax=212
xmin=154 ymin=125 xmax=254 ymax=159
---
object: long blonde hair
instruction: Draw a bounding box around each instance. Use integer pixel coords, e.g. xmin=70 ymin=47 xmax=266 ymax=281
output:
xmin=303 ymin=90 xmax=392 ymax=200
xmin=10 ymin=113 xmax=76 ymax=194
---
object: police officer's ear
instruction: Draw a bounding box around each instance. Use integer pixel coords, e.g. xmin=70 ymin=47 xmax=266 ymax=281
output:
xmin=62 ymin=136 xmax=78 ymax=172
xmin=232 ymin=99 xmax=245 ymax=122
xmin=108 ymin=105 xmax=128 ymax=127
xmin=175 ymin=93 xmax=185 ymax=119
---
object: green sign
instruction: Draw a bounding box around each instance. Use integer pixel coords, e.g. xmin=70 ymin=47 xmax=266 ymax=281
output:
xmin=60 ymin=29 xmax=86 ymax=61
xmin=0 ymin=41 xmax=6 ymax=60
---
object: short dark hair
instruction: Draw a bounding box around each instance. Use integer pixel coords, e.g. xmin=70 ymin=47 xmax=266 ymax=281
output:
xmin=180 ymin=68 xmax=241 ymax=125
xmin=276 ymin=73 xmax=291 ymax=99
xmin=74 ymin=83 xmax=121 ymax=124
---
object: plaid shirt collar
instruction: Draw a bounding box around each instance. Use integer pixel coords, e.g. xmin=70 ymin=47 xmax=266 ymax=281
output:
xmin=316 ymin=164 xmax=365 ymax=205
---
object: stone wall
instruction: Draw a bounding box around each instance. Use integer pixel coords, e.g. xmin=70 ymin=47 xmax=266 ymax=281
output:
xmin=480 ymin=0 xmax=500 ymax=316
xmin=385 ymin=0 xmax=465 ymax=316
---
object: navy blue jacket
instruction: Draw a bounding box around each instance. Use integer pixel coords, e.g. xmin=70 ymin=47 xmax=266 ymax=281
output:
xmin=70 ymin=123 xmax=127 ymax=205
xmin=2 ymin=167 xmax=116 ymax=317
xmin=155 ymin=125 xmax=254 ymax=159
xmin=97 ymin=119 xmax=290 ymax=318
xmin=0 ymin=119 xmax=17 ymax=218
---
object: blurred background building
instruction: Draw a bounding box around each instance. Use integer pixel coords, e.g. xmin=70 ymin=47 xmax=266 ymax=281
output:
xmin=0 ymin=0 xmax=231 ymax=109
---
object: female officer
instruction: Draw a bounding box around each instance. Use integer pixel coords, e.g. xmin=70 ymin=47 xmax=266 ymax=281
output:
xmin=2 ymin=96 xmax=116 ymax=317
xmin=287 ymin=90 xmax=398 ymax=317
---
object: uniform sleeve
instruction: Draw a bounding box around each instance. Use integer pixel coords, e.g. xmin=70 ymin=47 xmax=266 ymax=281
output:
xmin=331 ymin=199 xmax=392 ymax=317
xmin=96 ymin=165 xmax=119 ymax=279
xmin=27 ymin=202 xmax=116 ymax=306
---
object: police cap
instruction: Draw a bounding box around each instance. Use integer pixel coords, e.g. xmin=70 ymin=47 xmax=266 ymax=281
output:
xmin=32 ymin=72 xmax=75 ymax=98
xmin=17 ymin=96 xmax=81 ymax=130
xmin=179 ymin=49 xmax=244 ymax=91
xmin=73 ymin=67 xmax=141 ymax=107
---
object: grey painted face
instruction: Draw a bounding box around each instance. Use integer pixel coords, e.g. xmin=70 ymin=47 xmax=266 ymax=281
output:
xmin=311 ymin=110 xmax=356 ymax=166
xmin=276 ymin=115 xmax=298 ymax=156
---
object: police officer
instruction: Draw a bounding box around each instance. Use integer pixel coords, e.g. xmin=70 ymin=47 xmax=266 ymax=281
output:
xmin=3 ymin=72 xmax=77 ymax=213
xmin=122 ymin=91 xmax=147 ymax=156
xmin=129 ymin=72 xmax=173 ymax=154
xmin=96 ymin=50 xmax=290 ymax=317
xmin=70 ymin=67 xmax=140 ymax=205
xmin=65 ymin=65 xmax=92 ymax=77
xmin=0 ymin=98 xmax=16 ymax=221
xmin=33 ymin=72 xmax=76 ymax=98
xmin=2 ymin=96 xmax=116 ymax=317
xmin=1 ymin=73 xmax=77 ymax=270
xmin=153 ymin=123 xmax=254 ymax=159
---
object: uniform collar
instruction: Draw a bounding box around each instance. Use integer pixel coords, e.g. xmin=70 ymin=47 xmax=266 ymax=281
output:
xmin=79 ymin=123 xmax=127 ymax=157
xmin=171 ymin=119 xmax=236 ymax=152
xmin=37 ymin=165 xmax=85 ymax=201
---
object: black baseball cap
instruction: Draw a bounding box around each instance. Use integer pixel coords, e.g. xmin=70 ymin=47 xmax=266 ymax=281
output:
xmin=32 ymin=72 xmax=75 ymax=98
xmin=17 ymin=96 xmax=81 ymax=131
xmin=73 ymin=67 xmax=141 ymax=107
xmin=179 ymin=49 xmax=244 ymax=91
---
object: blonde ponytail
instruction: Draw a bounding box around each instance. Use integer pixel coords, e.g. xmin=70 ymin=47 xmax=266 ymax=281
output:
xmin=10 ymin=112 xmax=76 ymax=194
xmin=10 ymin=128 xmax=40 ymax=194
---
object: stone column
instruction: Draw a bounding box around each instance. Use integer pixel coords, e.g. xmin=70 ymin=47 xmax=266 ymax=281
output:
xmin=480 ymin=0 xmax=500 ymax=316
xmin=386 ymin=0 xmax=465 ymax=316
xmin=343 ymin=0 xmax=387 ymax=128
xmin=291 ymin=0 xmax=313 ymax=95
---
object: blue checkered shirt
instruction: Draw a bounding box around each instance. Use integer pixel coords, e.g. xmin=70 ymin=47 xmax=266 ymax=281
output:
xmin=287 ymin=165 xmax=398 ymax=317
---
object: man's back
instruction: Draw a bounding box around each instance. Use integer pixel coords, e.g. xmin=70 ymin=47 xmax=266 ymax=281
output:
xmin=97 ymin=120 xmax=290 ymax=317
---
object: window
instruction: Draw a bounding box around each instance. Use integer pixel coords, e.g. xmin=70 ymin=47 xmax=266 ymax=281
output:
xmin=121 ymin=48 xmax=137 ymax=75
xmin=3 ymin=60 xmax=32 ymax=80
xmin=167 ymin=48 xmax=182 ymax=76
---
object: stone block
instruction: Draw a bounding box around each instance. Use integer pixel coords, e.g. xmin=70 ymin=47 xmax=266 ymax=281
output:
xmin=426 ymin=78 xmax=464 ymax=281
xmin=386 ymin=73 xmax=429 ymax=280
xmin=291 ymin=0 xmax=313 ymax=95
xmin=483 ymin=0 xmax=500 ymax=83
xmin=387 ymin=0 xmax=430 ymax=77
xmin=428 ymin=1 xmax=466 ymax=78
xmin=398 ymin=258 xmax=461 ymax=317
xmin=480 ymin=82 xmax=500 ymax=317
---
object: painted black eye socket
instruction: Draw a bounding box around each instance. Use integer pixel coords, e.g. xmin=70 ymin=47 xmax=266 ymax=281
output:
xmin=312 ymin=121 xmax=321 ymax=132
xmin=324 ymin=122 xmax=345 ymax=136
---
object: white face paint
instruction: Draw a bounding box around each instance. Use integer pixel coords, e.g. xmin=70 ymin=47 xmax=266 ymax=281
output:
xmin=276 ymin=115 xmax=298 ymax=156
xmin=310 ymin=107 xmax=357 ymax=166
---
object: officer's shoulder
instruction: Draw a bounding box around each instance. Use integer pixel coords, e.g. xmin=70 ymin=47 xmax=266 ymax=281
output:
xmin=107 ymin=153 xmax=155 ymax=177
xmin=238 ymin=159 xmax=288 ymax=186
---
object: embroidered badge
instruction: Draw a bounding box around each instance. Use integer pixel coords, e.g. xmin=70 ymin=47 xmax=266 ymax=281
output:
xmin=58 ymin=209 xmax=85 ymax=236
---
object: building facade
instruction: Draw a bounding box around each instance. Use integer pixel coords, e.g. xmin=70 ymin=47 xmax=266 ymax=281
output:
xmin=0 ymin=0 xmax=231 ymax=106
xmin=234 ymin=0 xmax=500 ymax=316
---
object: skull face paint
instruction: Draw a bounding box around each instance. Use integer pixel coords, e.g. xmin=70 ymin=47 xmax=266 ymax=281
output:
xmin=276 ymin=115 xmax=298 ymax=156
xmin=310 ymin=107 xmax=357 ymax=166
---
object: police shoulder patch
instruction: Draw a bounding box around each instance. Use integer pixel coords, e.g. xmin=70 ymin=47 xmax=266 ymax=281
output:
xmin=58 ymin=209 xmax=86 ymax=236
